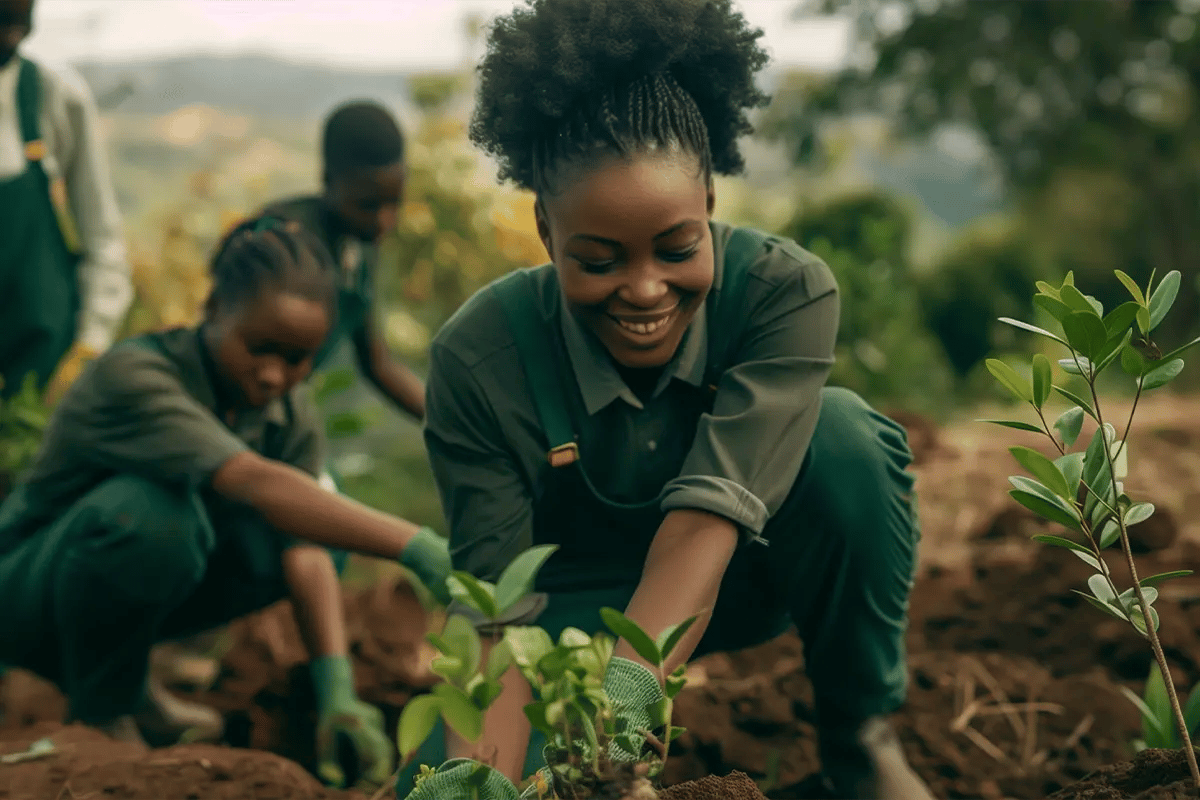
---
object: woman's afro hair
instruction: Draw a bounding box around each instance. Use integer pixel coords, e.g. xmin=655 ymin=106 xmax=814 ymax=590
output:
xmin=468 ymin=0 xmax=771 ymax=191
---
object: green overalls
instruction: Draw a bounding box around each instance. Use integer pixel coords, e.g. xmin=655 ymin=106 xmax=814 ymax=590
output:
xmin=0 ymin=58 xmax=80 ymax=398
xmin=0 ymin=331 xmax=323 ymax=723
xmin=399 ymin=228 xmax=921 ymax=789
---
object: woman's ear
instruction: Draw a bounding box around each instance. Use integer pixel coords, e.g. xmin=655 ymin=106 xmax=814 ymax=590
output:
xmin=534 ymin=197 xmax=554 ymax=260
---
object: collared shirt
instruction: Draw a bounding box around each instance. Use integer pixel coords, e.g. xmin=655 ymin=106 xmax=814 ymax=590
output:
xmin=424 ymin=220 xmax=840 ymax=580
xmin=0 ymin=53 xmax=132 ymax=353
xmin=1 ymin=326 xmax=323 ymax=549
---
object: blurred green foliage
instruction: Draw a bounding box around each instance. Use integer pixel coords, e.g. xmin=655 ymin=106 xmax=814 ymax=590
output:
xmin=788 ymin=0 xmax=1200 ymax=375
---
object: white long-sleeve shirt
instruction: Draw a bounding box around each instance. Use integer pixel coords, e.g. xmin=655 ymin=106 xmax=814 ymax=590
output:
xmin=0 ymin=52 xmax=132 ymax=354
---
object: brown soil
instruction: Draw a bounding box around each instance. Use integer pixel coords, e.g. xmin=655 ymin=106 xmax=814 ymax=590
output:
xmin=658 ymin=771 xmax=767 ymax=799
xmin=5 ymin=394 xmax=1200 ymax=799
xmin=1048 ymin=748 xmax=1197 ymax=799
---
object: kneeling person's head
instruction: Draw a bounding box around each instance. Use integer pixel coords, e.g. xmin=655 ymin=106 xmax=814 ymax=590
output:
xmin=321 ymin=100 xmax=406 ymax=243
xmin=204 ymin=217 xmax=337 ymax=409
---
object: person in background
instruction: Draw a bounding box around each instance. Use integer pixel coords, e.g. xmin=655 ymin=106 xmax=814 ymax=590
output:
xmin=0 ymin=0 xmax=133 ymax=401
xmin=262 ymin=99 xmax=426 ymax=422
xmin=0 ymin=216 xmax=453 ymax=789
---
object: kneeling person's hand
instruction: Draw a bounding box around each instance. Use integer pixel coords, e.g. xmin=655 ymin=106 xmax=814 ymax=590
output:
xmin=311 ymin=654 xmax=394 ymax=788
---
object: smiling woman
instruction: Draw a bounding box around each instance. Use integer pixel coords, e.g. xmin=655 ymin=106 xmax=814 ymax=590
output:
xmin=402 ymin=2 xmax=937 ymax=799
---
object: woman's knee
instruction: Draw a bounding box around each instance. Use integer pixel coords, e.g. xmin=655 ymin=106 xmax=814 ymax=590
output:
xmin=77 ymin=475 xmax=211 ymax=588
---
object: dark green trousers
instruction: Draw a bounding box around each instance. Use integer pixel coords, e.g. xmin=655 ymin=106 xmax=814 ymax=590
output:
xmin=0 ymin=474 xmax=348 ymax=723
xmin=397 ymin=387 xmax=921 ymax=790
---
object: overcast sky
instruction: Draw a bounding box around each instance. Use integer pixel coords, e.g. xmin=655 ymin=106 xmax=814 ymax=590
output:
xmin=21 ymin=0 xmax=851 ymax=72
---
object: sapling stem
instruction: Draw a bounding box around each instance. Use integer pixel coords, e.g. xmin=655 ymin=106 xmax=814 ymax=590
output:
xmin=1089 ymin=373 xmax=1200 ymax=790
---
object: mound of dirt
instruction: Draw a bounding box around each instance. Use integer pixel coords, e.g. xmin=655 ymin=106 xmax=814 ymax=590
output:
xmin=1048 ymin=748 xmax=1198 ymax=800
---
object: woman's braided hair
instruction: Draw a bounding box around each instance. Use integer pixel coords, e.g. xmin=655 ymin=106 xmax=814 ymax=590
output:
xmin=469 ymin=0 xmax=772 ymax=194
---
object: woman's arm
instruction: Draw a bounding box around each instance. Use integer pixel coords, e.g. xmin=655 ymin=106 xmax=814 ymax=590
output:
xmin=282 ymin=544 xmax=348 ymax=659
xmin=352 ymin=311 xmax=426 ymax=420
xmin=615 ymin=509 xmax=738 ymax=674
xmin=212 ymin=451 xmax=421 ymax=558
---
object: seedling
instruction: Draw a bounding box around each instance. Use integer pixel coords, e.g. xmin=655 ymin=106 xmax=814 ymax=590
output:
xmin=1121 ymin=662 xmax=1200 ymax=753
xmin=981 ymin=268 xmax=1200 ymax=788
xmin=0 ymin=372 xmax=52 ymax=490
xmin=395 ymin=542 xmax=700 ymax=799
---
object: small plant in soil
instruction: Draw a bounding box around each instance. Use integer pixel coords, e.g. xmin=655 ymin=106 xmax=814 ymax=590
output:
xmin=395 ymin=543 xmax=699 ymax=799
xmin=1121 ymin=662 xmax=1200 ymax=754
xmin=0 ymin=372 xmax=52 ymax=498
xmin=981 ymin=269 xmax=1200 ymax=791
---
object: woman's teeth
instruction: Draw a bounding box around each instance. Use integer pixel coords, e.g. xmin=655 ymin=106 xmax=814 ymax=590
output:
xmin=617 ymin=313 xmax=671 ymax=335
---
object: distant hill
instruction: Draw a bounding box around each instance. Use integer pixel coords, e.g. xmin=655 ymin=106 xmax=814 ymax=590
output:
xmin=76 ymin=53 xmax=417 ymax=122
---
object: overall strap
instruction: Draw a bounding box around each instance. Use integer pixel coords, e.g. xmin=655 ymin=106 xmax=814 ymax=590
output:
xmin=16 ymin=58 xmax=44 ymax=158
xmin=704 ymin=226 xmax=773 ymax=389
xmin=490 ymin=269 xmax=580 ymax=467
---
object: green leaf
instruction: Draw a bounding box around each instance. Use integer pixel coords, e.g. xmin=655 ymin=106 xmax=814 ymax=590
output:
xmin=668 ymin=725 xmax=688 ymax=741
xmin=655 ymin=615 xmax=699 ymax=663
xmin=1183 ymin=683 xmax=1200 ymax=739
xmin=599 ymin=607 xmax=662 ymax=666
xmin=432 ymin=683 xmax=485 ymax=742
xmin=1036 ymin=281 xmax=1062 ymax=299
xmin=1031 ymin=534 xmax=1095 ymax=558
xmin=1032 ymin=354 xmax=1052 ymax=408
xmin=1120 ymin=684 xmax=1171 ymax=747
xmin=440 ymin=613 xmax=483 ymax=683
xmin=613 ymin=734 xmax=641 ymax=757
xmin=1098 ymin=519 xmax=1120 ymax=549
xmin=313 ymin=367 xmax=355 ymax=402
xmin=1062 ymin=311 xmax=1109 ymax=361
xmin=1058 ymin=356 xmax=1092 ymax=377
xmin=1053 ymin=408 xmax=1085 ymax=448
xmin=1034 ymin=293 xmax=1073 ymax=322
xmin=494 ymin=544 xmax=559 ymax=614
xmin=396 ymin=694 xmax=442 ymax=758
xmin=985 ymin=358 xmax=1034 ymax=403
xmin=1115 ymin=270 xmax=1146 ymax=305
xmin=484 ymin=640 xmax=513 ymax=682
xmin=1052 ymin=385 xmax=1096 ymax=418
xmin=1148 ymin=271 xmax=1181 ymax=332
xmin=1130 ymin=603 xmax=1161 ymax=636
xmin=1137 ymin=306 xmax=1151 ymax=335
xmin=325 ymin=411 xmax=367 ymax=438
xmin=1140 ymin=570 xmax=1194 ymax=588
xmin=977 ymin=419 xmax=1044 ymax=433
xmin=447 ymin=572 xmax=500 ymax=619
xmin=471 ymin=677 xmax=503 ymax=710
xmin=1103 ymin=302 xmax=1143 ymax=339
xmin=1082 ymin=425 xmax=1114 ymax=491
xmin=1121 ymin=344 xmax=1146 ymax=377
xmin=1160 ymin=335 xmax=1200 ymax=363
xmin=1010 ymin=476 xmax=1075 ymax=514
xmin=558 ymin=627 xmax=592 ymax=649
xmin=503 ymin=626 xmax=555 ymax=677
xmin=1010 ymin=489 xmax=1081 ymax=531
xmin=1074 ymin=590 xmax=1128 ymax=620
xmin=1088 ymin=574 xmax=1116 ymax=604
xmin=1071 ymin=549 xmax=1104 ymax=571
xmin=665 ymin=665 xmax=688 ymax=699
xmin=1141 ymin=358 xmax=1185 ymax=391
xmin=1124 ymin=502 xmax=1155 ymax=527
xmin=997 ymin=317 xmax=1069 ymax=346
xmin=524 ymin=702 xmax=555 ymax=738
xmin=1009 ymin=446 xmax=1072 ymax=500
xmin=1055 ymin=452 xmax=1084 ymax=497
xmin=1059 ymin=284 xmax=1098 ymax=315
xmin=1095 ymin=328 xmax=1133 ymax=373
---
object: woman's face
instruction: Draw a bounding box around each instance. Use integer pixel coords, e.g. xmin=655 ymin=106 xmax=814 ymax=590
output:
xmin=537 ymin=149 xmax=715 ymax=370
xmin=205 ymin=288 xmax=330 ymax=408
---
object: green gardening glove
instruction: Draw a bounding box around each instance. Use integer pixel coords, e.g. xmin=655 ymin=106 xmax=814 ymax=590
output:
xmin=399 ymin=526 xmax=454 ymax=606
xmin=601 ymin=657 xmax=665 ymax=763
xmin=311 ymin=655 xmax=394 ymax=788
xmin=399 ymin=757 xmax=520 ymax=800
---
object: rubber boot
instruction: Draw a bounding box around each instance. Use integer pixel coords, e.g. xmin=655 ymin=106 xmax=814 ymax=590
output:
xmin=818 ymin=716 xmax=936 ymax=800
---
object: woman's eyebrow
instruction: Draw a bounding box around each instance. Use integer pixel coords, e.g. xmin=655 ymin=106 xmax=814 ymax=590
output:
xmin=567 ymin=220 xmax=704 ymax=247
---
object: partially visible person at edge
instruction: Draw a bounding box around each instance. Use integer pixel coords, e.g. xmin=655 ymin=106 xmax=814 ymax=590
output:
xmin=399 ymin=1 xmax=937 ymax=799
xmin=0 ymin=0 xmax=133 ymax=402
xmin=0 ymin=216 xmax=453 ymax=790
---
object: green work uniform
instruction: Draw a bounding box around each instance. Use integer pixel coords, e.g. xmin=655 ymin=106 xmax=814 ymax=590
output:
xmin=0 ymin=58 xmax=80 ymax=398
xmin=261 ymin=196 xmax=375 ymax=372
xmin=400 ymin=222 xmax=921 ymax=789
xmin=0 ymin=327 xmax=330 ymax=724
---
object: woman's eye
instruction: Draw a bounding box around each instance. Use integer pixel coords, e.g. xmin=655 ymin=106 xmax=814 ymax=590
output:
xmin=574 ymin=258 xmax=615 ymax=274
xmin=660 ymin=248 xmax=698 ymax=263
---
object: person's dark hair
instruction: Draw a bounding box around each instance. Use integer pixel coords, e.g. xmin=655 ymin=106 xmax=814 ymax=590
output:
xmin=469 ymin=0 xmax=771 ymax=194
xmin=321 ymin=100 xmax=406 ymax=182
xmin=207 ymin=215 xmax=338 ymax=315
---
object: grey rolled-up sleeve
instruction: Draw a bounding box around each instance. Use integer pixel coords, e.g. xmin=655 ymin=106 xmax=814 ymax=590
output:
xmin=423 ymin=342 xmax=534 ymax=583
xmin=660 ymin=253 xmax=840 ymax=538
xmin=276 ymin=385 xmax=326 ymax=478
